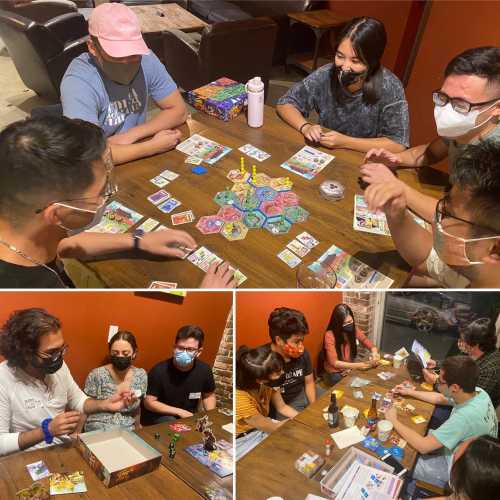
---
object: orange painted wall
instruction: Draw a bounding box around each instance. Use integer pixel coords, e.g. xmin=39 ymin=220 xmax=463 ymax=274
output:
xmin=327 ymin=0 xmax=413 ymax=72
xmin=405 ymin=1 xmax=500 ymax=147
xmin=0 ymin=292 xmax=232 ymax=388
xmin=236 ymin=291 xmax=343 ymax=371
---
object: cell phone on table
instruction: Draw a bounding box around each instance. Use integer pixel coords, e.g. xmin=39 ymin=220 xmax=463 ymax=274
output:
xmin=381 ymin=453 xmax=407 ymax=477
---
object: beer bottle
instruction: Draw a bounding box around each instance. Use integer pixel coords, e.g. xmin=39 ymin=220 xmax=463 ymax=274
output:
xmin=367 ymin=395 xmax=378 ymax=432
xmin=328 ymin=393 xmax=339 ymax=428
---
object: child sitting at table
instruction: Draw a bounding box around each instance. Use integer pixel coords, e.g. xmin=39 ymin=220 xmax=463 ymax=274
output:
xmin=321 ymin=303 xmax=380 ymax=386
xmin=235 ymin=345 xmax=298 ymax=460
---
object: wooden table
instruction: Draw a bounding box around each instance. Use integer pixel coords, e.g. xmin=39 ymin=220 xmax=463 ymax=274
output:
xmin=130 ymin=4 xmax=208 ymax=34
xmin=0 ymin=441 xmax=203 ymax=499
xmin=236 ymin=363 xmax=435 ymax=499
xmin=138 ymin=410 xmax=233 ymax=499
xmin=287 ymin=9 xmax=349 ymax=72
xmin=75 ymin=106 xmax=444 ymax=288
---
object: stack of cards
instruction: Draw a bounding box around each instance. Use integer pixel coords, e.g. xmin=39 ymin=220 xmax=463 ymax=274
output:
xmin=150 ymin=168 xmax=179 ymax=187
xmin=147 ymin=189 xmax=182 ymax=214
xmin=238 ymin=143 xmax=271 ymax=162
xmin=87 ymin=201 xmax=143 ymax=234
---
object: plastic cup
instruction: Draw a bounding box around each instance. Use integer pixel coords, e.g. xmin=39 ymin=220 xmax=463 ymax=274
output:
xmin=342 ymin=406 xmax=358 ymax=427
xmin=296 ymin=262 xmax=337 ymax=288
xmin=377 ymin=419 xmax=393 ymax=442
xmin=393 ymin=355 xmax=403 ymax=369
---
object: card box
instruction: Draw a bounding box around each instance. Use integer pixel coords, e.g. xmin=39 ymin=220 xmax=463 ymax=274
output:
xmin=77 ymin=429 xmax=161 ymax=488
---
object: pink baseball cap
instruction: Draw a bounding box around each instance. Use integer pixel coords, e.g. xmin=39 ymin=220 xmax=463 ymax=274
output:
xmin=88 ymin=3 xmax=149 ymax=58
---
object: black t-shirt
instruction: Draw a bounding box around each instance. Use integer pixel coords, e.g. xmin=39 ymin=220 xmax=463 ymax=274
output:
xmin=268 ymin=344 xmax=312 ymax=403
xmin=0 ymin=258 xmax=74 ymax=288
xmin=143 ymin=358 xmax=216 ymax=423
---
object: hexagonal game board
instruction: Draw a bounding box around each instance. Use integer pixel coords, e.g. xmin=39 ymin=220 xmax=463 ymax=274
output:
xmin=196 ymin=169 xmax=309 ymax=240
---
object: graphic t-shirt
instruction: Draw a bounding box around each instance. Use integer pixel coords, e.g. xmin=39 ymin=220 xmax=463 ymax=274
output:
xmin=61 ymin=51 xmax=177 ymax=137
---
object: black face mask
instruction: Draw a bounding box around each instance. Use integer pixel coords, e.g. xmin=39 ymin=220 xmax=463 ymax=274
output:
xmin=335 ymin=66 xmax=366 ymax=88
xmin=110 ymin=355 xmax=132 ymax=371
xmin=343 ymin=323 xmax=355 ymax=334
xmin=265 ymin=374 xmax=286 ymax=388
xmin=34 ymin=354 xmax=64 ymax=375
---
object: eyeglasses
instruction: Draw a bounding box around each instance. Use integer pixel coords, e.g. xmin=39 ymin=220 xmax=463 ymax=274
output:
xmin=435 ymin=196 xmax=497 ymax=236
xmin=34 ymin=150 xmax=118 ymax=214
xmin=174 ymin=346 xmax=199 ymax=354
xmin=37 ymin=344 xmax=69 ymax=362
xmin=432 ymin=90 xmax=499 ymax=115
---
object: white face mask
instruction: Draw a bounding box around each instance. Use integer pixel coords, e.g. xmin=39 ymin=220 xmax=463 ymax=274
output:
xmin=434 ymin=101 xmax=498 ymax=138
xmin=56 ymin=202 xmax=107 ymax=236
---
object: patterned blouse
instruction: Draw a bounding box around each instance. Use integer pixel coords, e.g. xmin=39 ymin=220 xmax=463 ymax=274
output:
xmin=83 ymin=365 xmax=147 ymax=432
xmin=277 ymin=63 xmax=410 ymax=147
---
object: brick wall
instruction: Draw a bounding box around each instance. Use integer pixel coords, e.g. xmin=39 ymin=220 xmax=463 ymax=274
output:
xmin=213 ymin=308 xmax=233 ymax=411
xmin=342 ymin=292 xmax=377 ymax=356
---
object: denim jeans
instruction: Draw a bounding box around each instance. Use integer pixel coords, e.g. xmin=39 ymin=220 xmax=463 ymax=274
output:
xmin=413 ymin=449 xmax=450 ymax=488
xmin=323 ymin=371 xmax=343 ymax=387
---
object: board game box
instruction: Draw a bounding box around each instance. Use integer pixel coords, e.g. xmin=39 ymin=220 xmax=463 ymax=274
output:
xmin=77 ymin=429 xmax=162 ymax=488
xmin=185 ymin=77 xmax=247 ymax=121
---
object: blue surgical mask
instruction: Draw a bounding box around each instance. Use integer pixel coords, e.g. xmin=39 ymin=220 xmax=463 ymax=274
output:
xmin=175 ymin=350 xmax=195 ymax=367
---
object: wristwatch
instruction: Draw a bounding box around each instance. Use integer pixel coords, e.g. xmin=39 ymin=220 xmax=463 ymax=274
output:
xmin=132 ymin=229 xmax=145 ymax=253
xmin=41 ymin=417 xmax=54 ymax=444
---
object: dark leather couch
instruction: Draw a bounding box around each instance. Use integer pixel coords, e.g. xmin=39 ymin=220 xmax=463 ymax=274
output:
xmin=163 ymin=17 xmax=277 ymax=94
xmin=0 ymin=7 xmax=88 ymax=101
xmin=188 ymin=0 xmax=326 ymax=64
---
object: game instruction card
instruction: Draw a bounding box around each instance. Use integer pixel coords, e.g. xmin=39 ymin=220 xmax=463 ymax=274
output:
xmin=176 ymin=134 xmax=232 ymax=165
xmin=87 ymin=201 xmax=143 ymax=234
xmin=281 ymin=146 xmax=334 ymax=180
xmin=353 ymin=194 xmax=390 ymax=236
xmin=239 ymin=143 xmax=271 ymax=162
xmin=308 ymin=243 xmax=394 ymax=289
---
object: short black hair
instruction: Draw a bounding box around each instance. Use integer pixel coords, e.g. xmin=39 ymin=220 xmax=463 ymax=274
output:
xmin=0 ymin=308 xmax=61 ymax=369
xmin=462 ymin=319 xmax=497 ymax=353
xmin=0 ymin=116 xmax=106 ymax=225
xmin=450 ymin=435 xmax=500 ymax=500
xmin=445 ymin=47 xmax=500 ymax=90
xmin=236 ymin=344 xmax=284 ymax=390
xmin=109 ymin=330 xmax=138 ymax=352
xmin=450 ymin=141 xmax=500 ymax=233
xmin=268 ymin=307 xmax=309 ymax=343
xmin=175 ymin=325 xmax=204 ymax=348
xmin=442 ymin=355 xmax=479 ymax=393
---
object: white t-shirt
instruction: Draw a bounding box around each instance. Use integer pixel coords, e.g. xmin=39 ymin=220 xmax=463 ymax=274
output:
xmin=0 ymin=361 xmax=88 ymax=456
xmin=425 ymin=247 xmax=471 ymax=288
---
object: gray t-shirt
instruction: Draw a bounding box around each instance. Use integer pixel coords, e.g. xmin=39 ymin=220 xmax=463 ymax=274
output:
xmin=277 ymin=63 xmax=409 ymax=147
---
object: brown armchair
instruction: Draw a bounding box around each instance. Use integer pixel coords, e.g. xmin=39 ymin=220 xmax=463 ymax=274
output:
xmin=162 ymin=17 xmax=277 ymax=96
xmin=0 ymin=7 xmax=88 ymax=101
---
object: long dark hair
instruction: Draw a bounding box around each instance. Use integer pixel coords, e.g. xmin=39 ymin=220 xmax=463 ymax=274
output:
xmin=108 ymin=330 xmax=138 ymax=353
xmin=325 ymin=304 xmax=357 ymax=361
xmin=331 ymin=17 xmax=387 ymax=104
xmin=450 ymin=435 xmax=500 ymax=500
xmin=236 ymin=345 xmax=284 ymax=390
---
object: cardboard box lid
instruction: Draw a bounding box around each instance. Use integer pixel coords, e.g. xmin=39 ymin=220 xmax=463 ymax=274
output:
xmin=80 ymin=429 xmax=161 ymax=473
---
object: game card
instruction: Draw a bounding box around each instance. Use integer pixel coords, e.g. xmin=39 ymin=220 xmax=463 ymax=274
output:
xmin=185 ymin=156 xmax=203 ymax=165
xmin=147 ymin=189 xmax=171 ymax=205
xmin=150 ymin=175 xmax=169 ymax=188
xmin=148 ymin=281 xmax=178 ymax=289
xmin=287 ymin=239 xmax=310 ymax=257
xmin=50 ymin=472 xmax=87 ymax=495
xmin=296 ymin=231 xmax=319 ymax=249
xmin=176 ymin=134 xmax=232 ymax=165
xmin=169 ymin=422 xmax=192 ymax=432
xmin=228 ymin=266 xmax=248 ymax=287
xmin=26 ymin=460 xmax=50 ymax=481
xmin=353 ymin=194 xmax=390 ymax=236
xmin=87 ymin=201 xmax=143 ymax=234
xmin=411 ymin=415 xmax=427 ymax=424
xmin=159 ymin=169 xmax=179 ymax=181
xmin=154 ymin=225 xmax=169 ymax=232
xmin=332 ymin=389 xmax=344 ymax=400
xmin=277 ymin=248 xmax=301 ymax=268
xmin=136 ymin=217 xmax=160 ymax=232
xmin=281 ymin=146 xmax=334 ymax=180
xmin=188 ymin=246 xmax=212 ymax=267
xmin=239 ymin=143 xmax=271 ymax=162
xmin=171 ymin=210 xmax=195 ymax=226
xmin=157 ymin=198 xmax=181 ymax=213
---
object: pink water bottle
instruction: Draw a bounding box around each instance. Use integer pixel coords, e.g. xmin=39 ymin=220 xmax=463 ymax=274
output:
xmin=246 ymin=76 xmax=264 ymax=128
